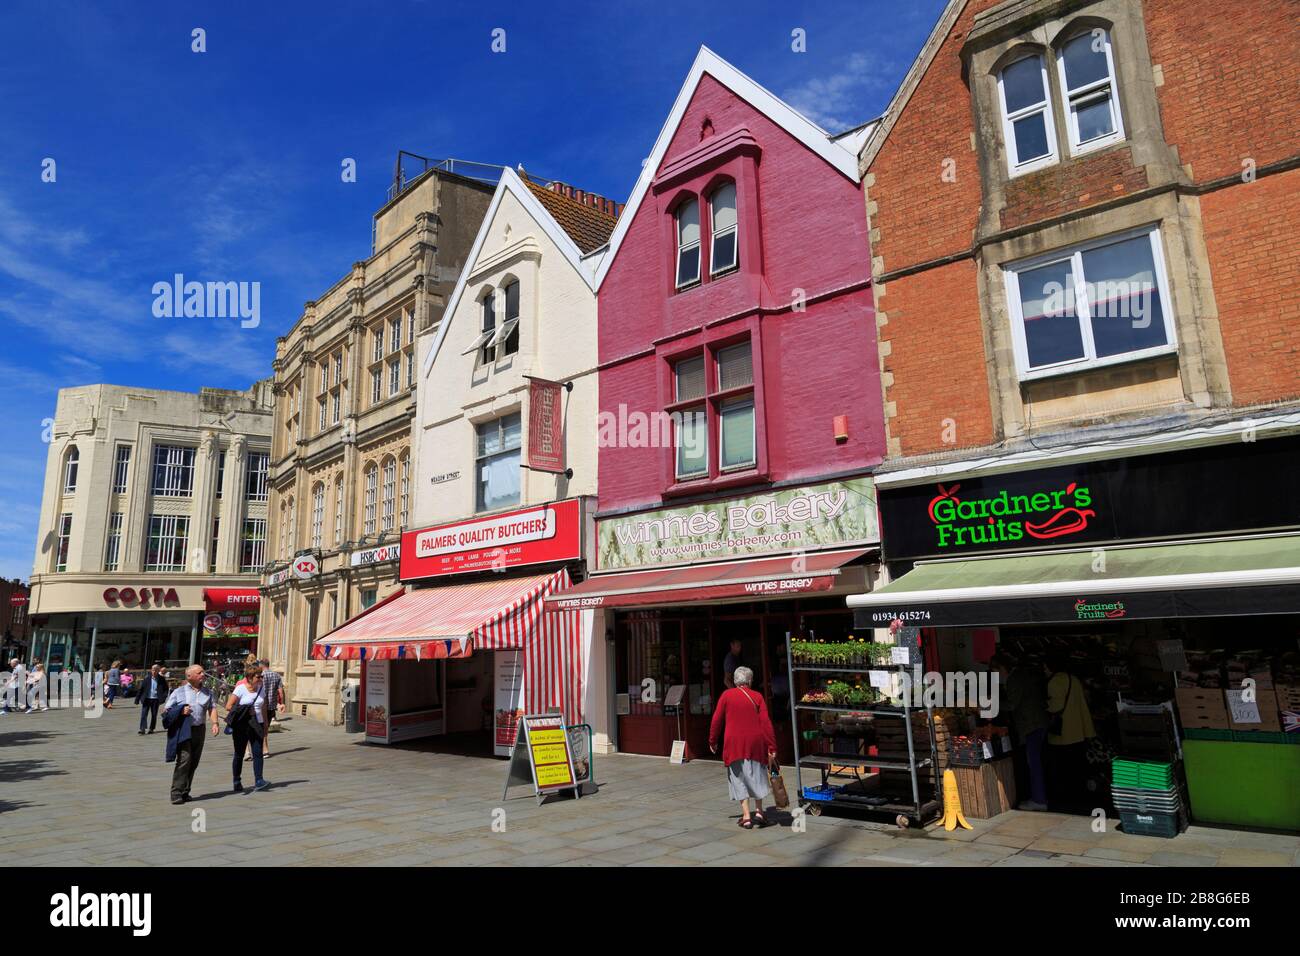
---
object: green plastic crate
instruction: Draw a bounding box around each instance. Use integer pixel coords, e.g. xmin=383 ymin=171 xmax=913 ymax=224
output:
xmin=1111 ymin=758 xmax=1176 ymax=790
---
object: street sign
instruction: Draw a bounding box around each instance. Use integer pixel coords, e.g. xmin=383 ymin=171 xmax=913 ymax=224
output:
xmin=502 ymin=713 xmax=582 ymax=804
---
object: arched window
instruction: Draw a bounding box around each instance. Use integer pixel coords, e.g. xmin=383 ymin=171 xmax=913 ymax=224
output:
xmin=311 ymin=483 xmax=325 ymax=548
xmin=363 ymin=464 xmax=378 ymax=535
xmin=334 ymin=476 xmax=345 ymax=547
xmin=62 ymin=446 xmax=79 ymax=494
xmin=1056 ymin=29 xmax=1123 ymax=153
xmin=381 ymin=457 xmax=396 ymax=533
xmin=675 ymin=198 xmax=701 ymax=288
xmin=998 ymin=52 xmax=1058 ymax=174
xmin=709 ymin=182 xmax=738 ymax=275
xmin=399 ymin=455 xmax=410 ymax=529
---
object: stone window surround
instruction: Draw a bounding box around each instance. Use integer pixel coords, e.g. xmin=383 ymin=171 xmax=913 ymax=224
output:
xmin=977 ymin=188 xmax=1232 ymax=440
xmin=963 ymin=0 xmax=1187 ymax=241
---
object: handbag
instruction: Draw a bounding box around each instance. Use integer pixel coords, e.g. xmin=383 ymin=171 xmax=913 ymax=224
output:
xmin=768 ymin=766 xmax=790 ymax=809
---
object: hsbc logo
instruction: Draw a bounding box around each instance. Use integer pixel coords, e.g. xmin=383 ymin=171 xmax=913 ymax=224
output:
xmin=292 ymin=554 xmax=320 ymax=580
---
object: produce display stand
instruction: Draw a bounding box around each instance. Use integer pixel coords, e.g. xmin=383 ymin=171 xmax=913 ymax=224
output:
xmin=785 ymin=633 xmax=941 ymax=828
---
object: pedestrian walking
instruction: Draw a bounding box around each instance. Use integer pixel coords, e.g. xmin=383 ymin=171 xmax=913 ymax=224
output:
xmin=161 ymin=664 xmax=220 ymax=805
xmin=708 ymin=665 xmax=778 ymax=830
xmin=226 ymin=665 xmax=270 ymax=793
xmin=105 ymin=660 xmax=122 ymax=708
xmin=1 ymin=658 xmax=25 ymax=714
xmin=26 ymin=660 xmax=47 ymax=711
xmin=249 ymin=658 xmax=284 ymax=759
xmin=136 ymin=663 xmax=167 ymax=735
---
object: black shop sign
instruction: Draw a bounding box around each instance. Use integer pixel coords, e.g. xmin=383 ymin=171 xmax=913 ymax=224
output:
xmin=877 ymin=433 xmax=1300 ymax=561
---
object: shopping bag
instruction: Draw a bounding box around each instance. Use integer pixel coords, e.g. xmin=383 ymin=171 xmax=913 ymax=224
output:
xmin=769 ymin=768 xmax=790 ymax=809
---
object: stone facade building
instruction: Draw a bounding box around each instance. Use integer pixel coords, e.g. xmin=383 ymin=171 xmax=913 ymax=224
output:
xmin=261 ymin=163 xmax=496 ymax=724
xmin=28 ymin=383 xmax=273 ymax=671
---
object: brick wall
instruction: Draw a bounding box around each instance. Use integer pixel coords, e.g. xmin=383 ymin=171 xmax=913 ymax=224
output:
xmin=1147 ymin=0 xmax=1300 ymax=182
xmin=1201 ymin=167 xmax=1300 ymax=405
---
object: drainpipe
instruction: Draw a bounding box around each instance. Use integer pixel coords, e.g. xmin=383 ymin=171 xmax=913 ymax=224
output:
xmin=188 ymin=617 xmax=198 ymax=664
xmin=87 ymin=625 xmax=97 ymax=673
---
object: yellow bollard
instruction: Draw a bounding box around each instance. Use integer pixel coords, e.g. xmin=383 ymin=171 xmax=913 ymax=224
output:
xmin=941 ymin=768 xmax=972 ymax=831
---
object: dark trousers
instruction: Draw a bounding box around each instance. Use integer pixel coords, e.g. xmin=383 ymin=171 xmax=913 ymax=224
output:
xmin=232 ymin=725 xmax=264 ymax=786
xmin=138 ymin=698 xmax=160 ymax=732
xmin=170 ymin=726 xmax=206 ymax=802
xmin=1023 ymin=727 xmax=1048 ymax=806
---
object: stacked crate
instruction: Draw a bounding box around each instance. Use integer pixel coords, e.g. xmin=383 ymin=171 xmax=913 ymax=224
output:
xmin=1112 ymin=758 xmax=1189 ymax=838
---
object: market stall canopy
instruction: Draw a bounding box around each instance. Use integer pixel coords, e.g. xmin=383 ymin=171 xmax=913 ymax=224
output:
xmin=850 ymin=534 xmax=1300 ymax=629
xmin=313 ymin=570 xmax=567 ymax=661
xmin=543 ymin=548 xmax=871 ymax=612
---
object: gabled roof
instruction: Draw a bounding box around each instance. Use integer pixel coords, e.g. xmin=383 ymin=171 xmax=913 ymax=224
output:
xmin=857 ymin=0 xmax=966 ymax=170
xmin=523 ymin=180 xmax=617 ymax=254
xmin=420 ymin=166 xmax=599 ymax=379
xmin=593 ymin=45 xmax=866 ymax=290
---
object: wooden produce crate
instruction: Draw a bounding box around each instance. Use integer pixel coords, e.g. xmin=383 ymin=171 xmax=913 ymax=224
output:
xmin=947 ymin=760 xmax=1018 ymax=819
xmin=1175 ymin=688 xmax=1229 ymax=730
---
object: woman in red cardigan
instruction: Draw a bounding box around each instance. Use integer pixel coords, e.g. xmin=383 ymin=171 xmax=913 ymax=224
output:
xmin=709 ymin=665 xmax=778 ymax=829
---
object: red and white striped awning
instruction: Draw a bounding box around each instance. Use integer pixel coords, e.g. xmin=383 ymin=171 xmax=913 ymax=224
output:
xmin=312 ymin=570 xmax=567 ymax=662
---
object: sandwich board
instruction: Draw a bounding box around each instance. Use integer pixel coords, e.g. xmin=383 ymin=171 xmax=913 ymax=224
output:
xmin=503 ymin=712 xmax=582 ymax=803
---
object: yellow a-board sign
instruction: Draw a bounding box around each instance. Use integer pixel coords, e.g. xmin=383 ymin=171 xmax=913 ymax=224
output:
xmin=502 ymin=713 xmax=581 ymax=803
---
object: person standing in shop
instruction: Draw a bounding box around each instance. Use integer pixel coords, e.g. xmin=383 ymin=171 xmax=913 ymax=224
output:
xmin=991 ymin=653 xmax=1049 ymax=811
xmin=722 ymin=639 xmax=745 ymax=689
xmin=1045 ymin=652 xmax=1094 ymax=814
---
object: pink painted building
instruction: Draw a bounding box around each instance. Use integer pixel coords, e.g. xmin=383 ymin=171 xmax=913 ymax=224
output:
xmin=556 ymin=49 xmax=888 ymax=760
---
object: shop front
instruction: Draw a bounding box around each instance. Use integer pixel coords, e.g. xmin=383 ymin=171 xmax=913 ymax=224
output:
xmin=851 ymin=429 xmax=1300 ymax=832
xmin=312 ymin=498 xmax=593 ymax=757
xmin=201 ymin=588 xmax=260 ymax=663
xmin=545 ymin=477 xmax=882 ymax=763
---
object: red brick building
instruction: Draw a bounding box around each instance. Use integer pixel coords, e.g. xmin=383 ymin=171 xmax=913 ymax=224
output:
xmin=850 ymin=0 xmax=1300 ymax=831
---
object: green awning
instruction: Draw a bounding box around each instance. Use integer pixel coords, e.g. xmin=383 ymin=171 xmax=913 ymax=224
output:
xmin=850 ymin=535 xmax=1300 ymax=628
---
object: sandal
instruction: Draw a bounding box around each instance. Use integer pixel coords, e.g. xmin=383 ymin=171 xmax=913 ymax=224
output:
xmin=752 ymin=811 xmax=768 ymax=827
xmin=738 ymin=817 xmax=754 ymax=829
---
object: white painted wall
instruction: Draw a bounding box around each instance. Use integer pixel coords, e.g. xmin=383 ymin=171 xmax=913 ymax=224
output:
xmin=415 ymin=186 xmax=599 ymax=526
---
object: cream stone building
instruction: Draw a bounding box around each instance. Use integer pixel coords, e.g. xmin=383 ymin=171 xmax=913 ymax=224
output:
xmin=262 ymin=162 xmax=497 ymax=724
xmin=383 ymin=167 xmax=621 ymax=753
xmin=28 ymin=383 xmax=273 ymax=671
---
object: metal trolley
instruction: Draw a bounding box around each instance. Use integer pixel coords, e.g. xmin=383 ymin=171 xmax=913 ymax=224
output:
xmin=785 ymin=632 xmax=942 ymax=828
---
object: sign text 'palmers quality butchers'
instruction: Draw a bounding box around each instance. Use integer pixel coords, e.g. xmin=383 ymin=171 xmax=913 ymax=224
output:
xmin=597 ymin=477 xmax=878 ymax=571
xmin=400 ymin=498 xmax=583 ymax=581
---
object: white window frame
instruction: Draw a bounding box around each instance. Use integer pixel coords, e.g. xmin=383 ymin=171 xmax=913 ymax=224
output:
xmin=675 ymin=199 xmax=701 ymax=289
xmin=55 ymin=513 xmax=73 ymax=571
xmin=997 ymin=53 xmax=1059 ymax=177
xmin=112 ymin=444 xmax=131 ymax=494
xmin=1056 ymin=29 xmax=1125 ymax=156
xmin=371 ymin=368 xmax=382 ymax=404
xmin=242 ymin=517 xmax=267 ymax=571
xmin=62 ymin=447 xmax=79 ymax=494
xmin=246 ymin=452 xmax=270 ymax=502
xmin=363 ymin=466 xmax=377 ymax=535
xmin=145 ymin=514 xmax=189 ymax=572
xmin=311 ymin=484 xmax=325 ymax=548
xmin=1004 ymin=224 xmax=1178 ymax=382
xmin=399 ymin=456 xmax=409 ymax=529
xmin=709 ymin=183 xmax=738 ymax=276
xmin=381 ymin=459 xmax=396 ymax=533
xmin=319 ymin=397 xmax=328 ymax=433
xmin=388 ymin=359 xmax=400 ymax=397
xmin=104 ymin=512 xmax=123 ymax=571
xmin=334 ymin=477 xmax=344 ymax=547
xmin=152 ymin=444 xmax=196 ymax=497
xmin=672 ymin=355 xmax=708 ymax=480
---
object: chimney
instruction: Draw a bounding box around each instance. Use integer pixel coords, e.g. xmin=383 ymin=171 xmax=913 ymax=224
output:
xmin=546 ymin=180 xmax=622 ymax=219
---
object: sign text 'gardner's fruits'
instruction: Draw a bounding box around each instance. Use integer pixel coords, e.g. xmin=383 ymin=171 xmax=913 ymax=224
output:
xmin=928 ymin=481 xmax=1096 ymax=549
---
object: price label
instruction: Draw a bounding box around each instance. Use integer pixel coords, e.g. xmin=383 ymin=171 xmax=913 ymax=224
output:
xmin=869 ymin=670 xmax=891 ymax=690
xmin=890 ymin=647 xmax=911 ymax=665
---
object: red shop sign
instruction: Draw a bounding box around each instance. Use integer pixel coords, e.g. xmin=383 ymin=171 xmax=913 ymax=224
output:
xmin=9 ymin=593 xmax=28 ymax=606
xmin=400 ymin=498 xmax=583 ymax=581
xmin=526 ymin=377 xmax=567 ymax=474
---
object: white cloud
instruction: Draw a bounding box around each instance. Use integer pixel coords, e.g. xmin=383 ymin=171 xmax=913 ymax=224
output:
xmin=781 ymin=51 xmax=893 ymax=134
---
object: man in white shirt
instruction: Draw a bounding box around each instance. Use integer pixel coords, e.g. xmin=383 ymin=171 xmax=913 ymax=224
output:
xmin=163 ymin=664 xmax=221 ymax=804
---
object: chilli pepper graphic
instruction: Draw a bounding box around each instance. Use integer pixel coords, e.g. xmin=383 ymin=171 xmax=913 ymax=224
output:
xmin=1026 ymin=506 xmax=1095 ymax=538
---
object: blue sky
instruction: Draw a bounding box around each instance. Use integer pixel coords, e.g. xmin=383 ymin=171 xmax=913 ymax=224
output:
xmin=0 ymin=0 xmax=946 ymax=580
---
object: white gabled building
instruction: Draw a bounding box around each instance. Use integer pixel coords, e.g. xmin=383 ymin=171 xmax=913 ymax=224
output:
xmin=314 ymin=167 xmax=622 ymax=755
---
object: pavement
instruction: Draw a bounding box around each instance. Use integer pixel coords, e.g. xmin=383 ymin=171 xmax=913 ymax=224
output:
xmin=2 ymin=703 xmax=1297 ymax=867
